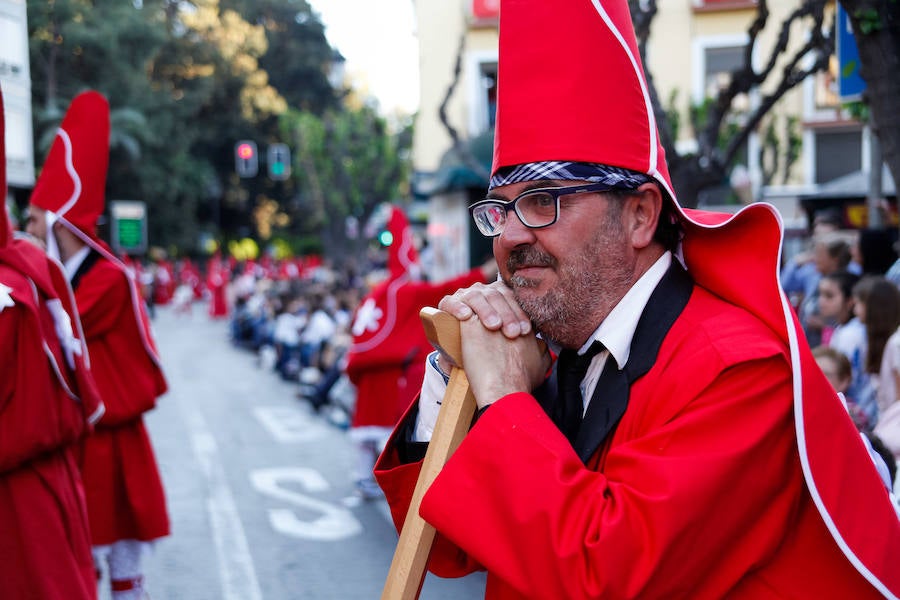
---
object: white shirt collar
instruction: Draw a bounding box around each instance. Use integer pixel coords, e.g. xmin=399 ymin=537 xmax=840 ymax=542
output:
xmin=63 ymin=245 xmax=92 ymax=282
xmin=579 ymin=251 xmax=672 ymax=369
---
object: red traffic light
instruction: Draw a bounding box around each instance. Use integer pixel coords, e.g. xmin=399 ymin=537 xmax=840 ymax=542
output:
xmin=237 ymin=143 xmax=255 ymax=160
xmin=235 ymin=140 xmax=259 ymax=178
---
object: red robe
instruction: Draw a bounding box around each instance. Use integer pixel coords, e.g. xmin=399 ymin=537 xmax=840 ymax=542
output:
xmin=377 ymin=287 xmax=884 ymax=599
xmin=347 ymin=269 xmax=487 ymax=429
xmin=375 ymin=205 xmax=900 ymax=598
xmin=0 ymin=239 xmax=104 ymax=600
xmin=73 ymin=251 xmax=170 ymax=545
xmin=206 ymin=261 xmax=229 ymax=319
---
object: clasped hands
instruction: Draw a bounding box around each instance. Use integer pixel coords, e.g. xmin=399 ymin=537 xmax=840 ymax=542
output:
xmin=436 ymin=280 xmax=551 ymax=409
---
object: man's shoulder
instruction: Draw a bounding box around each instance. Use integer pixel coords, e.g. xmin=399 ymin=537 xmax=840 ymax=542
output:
xmin=670 ymin=285 xmax=787 ymax=362
xmin=80 ymin=254 xmax=128 ymax=288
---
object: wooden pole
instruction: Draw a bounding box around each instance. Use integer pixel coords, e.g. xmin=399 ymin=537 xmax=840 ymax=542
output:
xmin=380 ymin=307 xmax=476 ymax=600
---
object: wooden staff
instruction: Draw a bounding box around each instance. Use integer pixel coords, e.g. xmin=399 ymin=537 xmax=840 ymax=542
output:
xmin=381 ymin=307 xmax=476 ymax=600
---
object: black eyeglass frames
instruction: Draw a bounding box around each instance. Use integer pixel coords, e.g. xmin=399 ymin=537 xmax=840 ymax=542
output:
xmin=468 ymin=182 xmax=619 ymax=237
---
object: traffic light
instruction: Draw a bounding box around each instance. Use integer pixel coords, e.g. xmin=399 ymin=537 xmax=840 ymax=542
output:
xmin=235 ymin=140 xmax=258 ymax=178
xmin=267 ymin=143 xmax=291 ymax=181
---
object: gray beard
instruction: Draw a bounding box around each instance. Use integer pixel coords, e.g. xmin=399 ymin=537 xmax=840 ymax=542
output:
xmin=505 ymin=219 xmax=632 ymax=348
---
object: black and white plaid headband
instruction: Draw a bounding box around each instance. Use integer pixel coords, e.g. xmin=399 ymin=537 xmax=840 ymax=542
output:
xmin=489 ymin=161 xmax=652 ymax=190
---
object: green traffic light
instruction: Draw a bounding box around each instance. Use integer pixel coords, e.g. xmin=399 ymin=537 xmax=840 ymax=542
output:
xmin=379 ymin=231 xmax=393 ymax=246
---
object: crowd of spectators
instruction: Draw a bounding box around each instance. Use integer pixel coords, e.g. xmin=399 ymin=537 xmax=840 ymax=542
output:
xmin=782 ymin=210 xmax=900 ymax=492
xmin=226 ymin=256 xmax=370 ymax=428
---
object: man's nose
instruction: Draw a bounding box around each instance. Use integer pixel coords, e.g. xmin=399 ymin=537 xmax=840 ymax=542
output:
xmin=497 ymin=209 xmax=537 ymax=248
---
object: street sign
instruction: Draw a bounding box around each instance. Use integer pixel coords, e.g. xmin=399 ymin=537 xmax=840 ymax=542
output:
xmin=837 ymin=5 xmax=866 ymax=102
xmin=110 ymin=200 xmax=148 ymax=255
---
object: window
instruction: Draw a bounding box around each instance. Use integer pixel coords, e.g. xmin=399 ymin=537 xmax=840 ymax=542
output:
xmin=481 ymin=63 xmax=498 ymax=130
xmin=466 ymin=52 xmax=498 ymax=136
xmin=691 ymin=36 xmax=756 ymax=205
xmin=814 ymin=55 xmax=841 ymax=111
xmin=703 ymin=45 xmax=746 ymax=103
xmin=814 ymin=129 xmax=862 ymax=184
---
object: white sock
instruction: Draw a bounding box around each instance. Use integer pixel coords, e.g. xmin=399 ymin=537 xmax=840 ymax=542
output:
xmin=107 ymin=540 xmax=147 ymax=600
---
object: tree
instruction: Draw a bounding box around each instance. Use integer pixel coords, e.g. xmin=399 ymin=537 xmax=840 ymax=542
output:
xmin=280 ymin=105 xmax=412 ymax=261
xmin=27 ymin=0 xmax=344 ymax=254
xmin=839 ymin=0 xmax=900 ymax=197
xmin=630 ymin=0 xmax=835 ymax=207
xmin=224 ymin=0 xmax=342 ymax=114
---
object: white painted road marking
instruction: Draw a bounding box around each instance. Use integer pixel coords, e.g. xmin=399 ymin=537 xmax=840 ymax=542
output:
xmin=252 ymin=406 xmax=328 ymax=443
xmin=250 ymin=467 xmax=363 ymax=541
xmin=186 ymin=406 xmax=263 ymax=600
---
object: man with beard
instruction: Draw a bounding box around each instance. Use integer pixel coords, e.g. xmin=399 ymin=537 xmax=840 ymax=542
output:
xmin=373 ymin=1 xmax=900 ymax=598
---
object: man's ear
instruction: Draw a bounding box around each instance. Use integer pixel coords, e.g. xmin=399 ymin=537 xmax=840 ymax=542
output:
xmin=626 ymin=183 xmax=663 ymax=249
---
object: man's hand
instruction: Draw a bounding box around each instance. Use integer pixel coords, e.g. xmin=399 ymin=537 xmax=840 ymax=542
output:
xmin=436 ymin=281 xmax=549 ymax=409
xmin=438 ymin=280 xmax=532 ymax=339
xmin=459 ymin=314 xmax=549 ymax=409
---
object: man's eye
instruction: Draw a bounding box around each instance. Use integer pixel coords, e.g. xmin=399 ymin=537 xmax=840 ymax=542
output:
xmin=532 ymin=194 xmax=554 ymax=208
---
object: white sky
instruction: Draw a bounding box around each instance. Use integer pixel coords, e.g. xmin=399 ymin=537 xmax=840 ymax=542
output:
xmin=307 ymin=0 xmax=420 ymax=115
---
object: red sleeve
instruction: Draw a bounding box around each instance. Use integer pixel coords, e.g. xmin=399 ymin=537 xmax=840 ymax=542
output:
xmin=417 ymin=356 xmax=798 ymax=598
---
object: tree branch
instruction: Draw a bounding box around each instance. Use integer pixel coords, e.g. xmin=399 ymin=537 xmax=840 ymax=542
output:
xmin=437 ymin=32 xmax=492 ymax=181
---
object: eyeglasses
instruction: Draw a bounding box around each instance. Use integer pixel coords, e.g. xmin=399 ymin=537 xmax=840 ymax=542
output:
xmin=469 ymin=182 xmax=619 ymax=237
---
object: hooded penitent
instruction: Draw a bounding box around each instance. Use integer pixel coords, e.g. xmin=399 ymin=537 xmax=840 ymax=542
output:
xmin=29 ymin=90 xmax=164 ymax=370
xmin=488 ymin=1 xmax=900 ymax=596
xmin=349 ymin=205 xmax=421 ymax=358
xmin=347 ymin=205 xmax=485 ymax=431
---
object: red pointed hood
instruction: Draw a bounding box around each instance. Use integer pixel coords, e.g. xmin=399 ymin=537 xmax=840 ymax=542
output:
xmin=492 ymin=0 xmax=674 ymax=201
xmin=386 ymin=205 xmax=420 ymax=280
xmin=29 ymin=91 xmax=110 ymax=239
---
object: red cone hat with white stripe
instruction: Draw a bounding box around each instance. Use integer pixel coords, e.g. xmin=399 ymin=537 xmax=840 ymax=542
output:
xmin=30 ymin=91 xmax=110 ymax=239
xmin=492 ymin=1 xmax=900 ymax=596
xmin=492 ymin=0 xmax=674 ymax=201
xmin=386 ymin=205 xmax=420 ymax=280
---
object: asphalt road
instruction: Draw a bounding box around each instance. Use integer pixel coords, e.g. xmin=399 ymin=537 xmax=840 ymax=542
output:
xmin=115 ymin=304 xmax=486 ymax=599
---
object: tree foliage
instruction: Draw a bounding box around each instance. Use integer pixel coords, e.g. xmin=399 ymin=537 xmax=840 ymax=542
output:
xmin=279 ymin=105 xmax=412 ymax=262
xmin=26 ymin=0 xmax=375 ymax=258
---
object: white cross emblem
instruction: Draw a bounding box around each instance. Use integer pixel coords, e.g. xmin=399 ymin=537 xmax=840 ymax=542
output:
xmin=0 ymin=283 xmax=14 ymax=313
xmin=352 ymin=298 xmax=384 ymax=337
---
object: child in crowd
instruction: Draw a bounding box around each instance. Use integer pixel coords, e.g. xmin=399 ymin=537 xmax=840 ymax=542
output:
xmin=813 ymin=346 xmax=896 ymax=489
xmin=819 ymin=270 xmax=876 ymax=427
